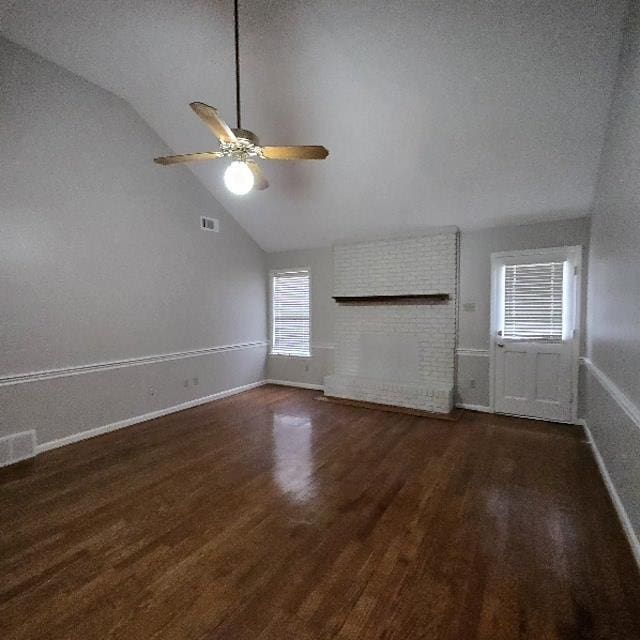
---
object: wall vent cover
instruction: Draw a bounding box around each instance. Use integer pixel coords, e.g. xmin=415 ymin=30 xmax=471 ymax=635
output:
xmin=200 ymin=216 xmax=219 ymax=232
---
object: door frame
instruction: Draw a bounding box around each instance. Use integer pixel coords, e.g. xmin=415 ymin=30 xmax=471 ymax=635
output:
xmin=489 ymin=245 xmax=582 ymax=423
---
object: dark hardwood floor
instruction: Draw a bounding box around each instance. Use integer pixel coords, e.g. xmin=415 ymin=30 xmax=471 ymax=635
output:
xmin=1 ymin=384 xmax=639 ymax=639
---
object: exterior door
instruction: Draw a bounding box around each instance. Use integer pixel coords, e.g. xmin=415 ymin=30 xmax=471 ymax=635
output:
xmin=490 ymin=246 xmax=581 ymax=423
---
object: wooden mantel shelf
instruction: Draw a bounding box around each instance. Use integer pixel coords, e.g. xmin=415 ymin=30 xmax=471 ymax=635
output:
xmin=332 ymin=293 xmax=449 ymax=303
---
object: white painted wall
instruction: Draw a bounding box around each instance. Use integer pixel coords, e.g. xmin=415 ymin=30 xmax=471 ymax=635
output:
xmin=585 ymin=0 xmax=640 ymax=543
xmin=0 ymin=38 xmax=267 ymax=449
xmin=326 ymin=233 xmax=458 ymax=413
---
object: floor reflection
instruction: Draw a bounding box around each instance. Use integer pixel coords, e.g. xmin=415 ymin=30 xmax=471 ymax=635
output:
xmin=272 ymin=413 xmax=315 ymax=503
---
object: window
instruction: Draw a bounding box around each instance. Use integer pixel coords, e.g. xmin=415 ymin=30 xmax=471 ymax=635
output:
xmin=271 ymin=269 xmax=310 ymax=357
xmin=503 ymin=261 xmax=564 ymax=341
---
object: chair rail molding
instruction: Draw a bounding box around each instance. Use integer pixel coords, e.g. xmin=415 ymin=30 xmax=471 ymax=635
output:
xmin=582 ymin=357 xmax=640 ymax=430
xmin=456 ymin=348 xmax=489 ymax=357
xmin=0 ymin=341 xmax=269 ymax=387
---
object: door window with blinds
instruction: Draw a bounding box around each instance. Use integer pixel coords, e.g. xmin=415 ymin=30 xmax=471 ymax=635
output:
xmin=271 ymin=269 xmax=311 ymax=357
xmin=502 ymin=261 xmax=566 ymax=342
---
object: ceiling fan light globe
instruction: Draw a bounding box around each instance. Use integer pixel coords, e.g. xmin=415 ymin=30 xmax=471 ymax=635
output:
xmin=224 ymin=160 xmax=254 ymax=195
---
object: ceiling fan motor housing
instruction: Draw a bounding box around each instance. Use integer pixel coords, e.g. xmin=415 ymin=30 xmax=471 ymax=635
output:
xmin=232 ymin=128 xmax=259 ymax=146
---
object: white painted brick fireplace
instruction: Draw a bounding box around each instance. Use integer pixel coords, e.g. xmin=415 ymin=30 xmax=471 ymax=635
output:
xmin=324 ymin=232 xmax=458 ymax=413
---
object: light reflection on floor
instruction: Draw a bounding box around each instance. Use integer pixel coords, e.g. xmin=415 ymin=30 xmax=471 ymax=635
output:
xmin=482 ymin=484 xmax=575 ymax=580
xmin=272 ymin=413 xmax=316 ymax=503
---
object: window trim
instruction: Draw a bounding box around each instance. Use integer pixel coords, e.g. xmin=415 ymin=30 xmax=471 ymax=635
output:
xmin=269 ymin=267 xmax=312 ymax=358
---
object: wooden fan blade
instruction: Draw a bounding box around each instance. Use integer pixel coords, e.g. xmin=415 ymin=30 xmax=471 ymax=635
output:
xmin=190 ymin=102 xmax=237 ymax=143
xmin=246 ymin=160 xmax=269 ymax=190
xmin=261 ymin=145 xmax=329 ymax=160
xmin=154 ymin=151 xmax=223 ymax=165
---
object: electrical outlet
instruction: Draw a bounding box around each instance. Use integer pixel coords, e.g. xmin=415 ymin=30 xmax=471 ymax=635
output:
xmin=469 ymin=379 xmax=476 ymax=389
xmin=149 ymin=387 xmax=156 ymax=397
xmin=304 ymin=364 xmax=310 ymax=372
xmin=192 ymin=377 xmax=199 ymax=386
xmin=183 ymin=379 xmax=189 ymax=388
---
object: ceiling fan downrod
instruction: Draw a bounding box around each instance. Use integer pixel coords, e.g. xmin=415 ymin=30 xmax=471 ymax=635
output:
xmin=234 ymin=0 xmax=241 ymax=130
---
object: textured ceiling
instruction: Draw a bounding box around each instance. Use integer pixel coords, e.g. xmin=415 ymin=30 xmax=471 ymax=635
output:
xmin=1 ymin=0 xmax=628 ymax=251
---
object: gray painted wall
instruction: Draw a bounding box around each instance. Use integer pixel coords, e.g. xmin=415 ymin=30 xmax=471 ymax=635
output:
xmin=585 ymin=0 xmax=640 ymax=539
xmin=265 ymin=219 xmax=591 ymax=407
xmin=457 ymin=217 xmax=591 ymax=407
xmin=267 ymin=247 xmax=335 ymax=386
xmin=0 ymin=38 xmax=267 ymax=446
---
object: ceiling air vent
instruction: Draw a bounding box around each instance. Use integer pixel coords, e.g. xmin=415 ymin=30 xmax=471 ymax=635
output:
xmin=200 ymin=216 xmax=219 ymax=232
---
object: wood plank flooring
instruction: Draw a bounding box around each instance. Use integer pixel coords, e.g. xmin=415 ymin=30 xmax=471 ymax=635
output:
xmin=1 ymin=384 xmax=639 ymax=639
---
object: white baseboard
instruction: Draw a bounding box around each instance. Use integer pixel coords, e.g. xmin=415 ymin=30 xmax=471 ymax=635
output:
xmin=456 ymin=402 xmax=493 ymax=413
xmin=265 ymin=379 xmax=324 ymax=391
xmin=457 ymin=403 xmax=585 ymax=426
xmin=36 ymin=379 xmax=267 ymax=454
xmin=0 ymin=430 xmax=37 ymax=468
xmin=584 ymin=422 xmax=640 ymax=569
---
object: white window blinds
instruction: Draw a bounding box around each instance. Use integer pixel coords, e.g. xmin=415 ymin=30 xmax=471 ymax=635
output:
xmin=271 ymin=270 xmax=311 ymax=356
xmin=503 ymin=261 xmax=564 ymax=341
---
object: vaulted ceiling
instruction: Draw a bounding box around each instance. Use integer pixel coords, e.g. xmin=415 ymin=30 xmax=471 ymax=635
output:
xmin=1 ymin=0 xmax=628 ymax=251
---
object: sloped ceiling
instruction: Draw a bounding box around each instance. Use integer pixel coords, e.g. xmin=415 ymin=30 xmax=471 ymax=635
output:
xmin=0 ymin=0 xmax=628 ymax=251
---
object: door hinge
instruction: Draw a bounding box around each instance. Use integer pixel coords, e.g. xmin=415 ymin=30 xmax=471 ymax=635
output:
xmin=574 ymin=265 xmax=578 ymax=276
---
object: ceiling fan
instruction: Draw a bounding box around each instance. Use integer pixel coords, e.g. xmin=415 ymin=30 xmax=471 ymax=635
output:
xmin=153 ymin=0 xmax=329 ymax=195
